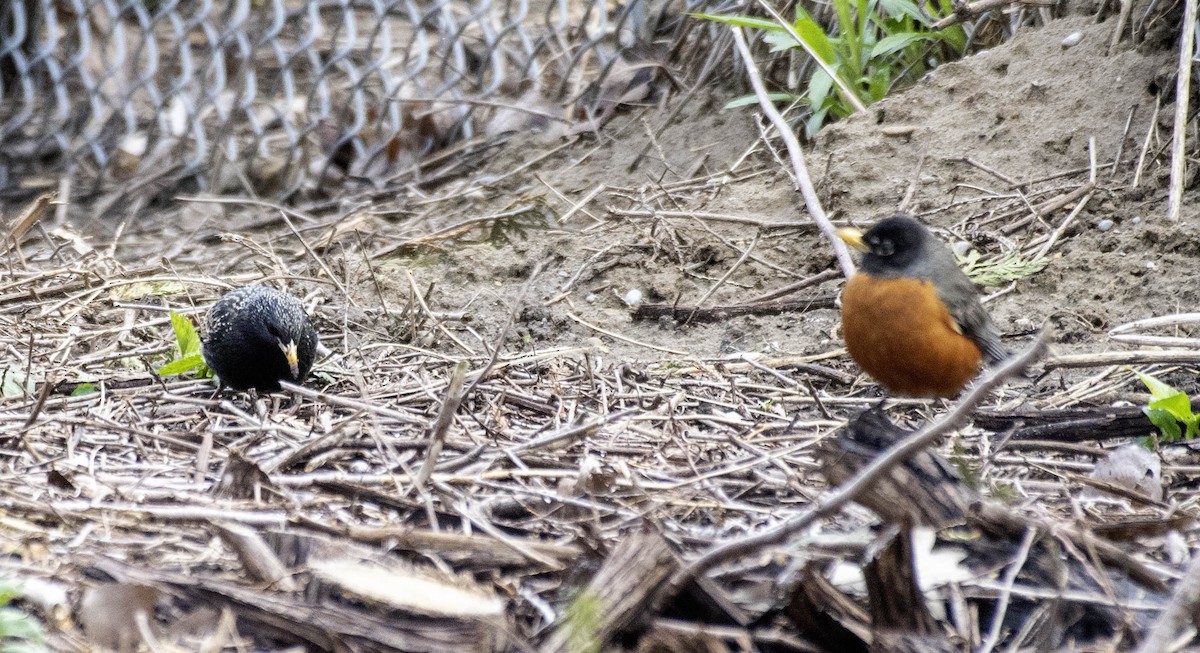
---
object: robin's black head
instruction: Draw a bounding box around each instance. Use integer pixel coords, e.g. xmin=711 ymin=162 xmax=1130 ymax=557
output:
xmin=201 ymin=285 xmax=319 ymax=392
xmin=837 ymin=215 xmax=939 ymax=277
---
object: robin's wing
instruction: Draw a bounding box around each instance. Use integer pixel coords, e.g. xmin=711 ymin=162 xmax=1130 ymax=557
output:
xmin=938 ymin=274 xmax=1010 ymax=365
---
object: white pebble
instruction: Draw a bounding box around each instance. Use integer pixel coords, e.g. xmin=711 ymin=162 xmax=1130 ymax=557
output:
xmin=622 ymin=289 xmax=644 ymax=306
xmin=1096 ymin=218 xmax=1114 ymax=232
xmin=1061 ymin=32 xmax=1084 ymax=48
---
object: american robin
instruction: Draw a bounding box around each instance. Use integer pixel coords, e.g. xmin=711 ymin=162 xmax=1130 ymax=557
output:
xmin=836 ymin=215 xmax=1008 ymax=397
xmin=201 ymin=285 xmax=319 ymax=392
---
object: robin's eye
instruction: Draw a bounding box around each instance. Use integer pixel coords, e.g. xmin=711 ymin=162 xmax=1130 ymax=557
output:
xmin=266 ymin=324 xmax=283 ymax=340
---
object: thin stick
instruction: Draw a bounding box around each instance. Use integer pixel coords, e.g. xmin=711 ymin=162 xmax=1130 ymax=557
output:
xmin=746 ymin=269 xmax=840 ymax=303
xmin=977 ymin=528 xmax=1037 ymax=653
xmin=658 ymin=331 xmax=1049 ymax=599
xmin=1111 ymin=104 xmax=1137 ymax=176
xmin=416 ymin=361 xmax=468 ymax=488
xmin=567 ymin=312 xmax=690 ymax=356
xmin=688 ymin=231 xmax=760 ymax=323
xmin=730 ymin=27 xmax=855 ymax=278
xmin=1135 ymin=550 xmax=1200 ymax=653
xmin=1032 ymin=138 xmax=1096 ymax=259
xmin=1132 ymin=94 xmax=1160 ymax=188
xmin=1167 ymin=8 xmax=1197 ymax=221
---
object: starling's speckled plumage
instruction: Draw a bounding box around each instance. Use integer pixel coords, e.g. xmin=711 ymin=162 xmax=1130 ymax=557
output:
xmin=202 ymin=285 xmax=319 ymax=392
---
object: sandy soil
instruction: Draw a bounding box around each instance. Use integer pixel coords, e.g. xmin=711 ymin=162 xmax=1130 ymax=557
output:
xmin=362 ymin=12 xmax=1189 ymax=406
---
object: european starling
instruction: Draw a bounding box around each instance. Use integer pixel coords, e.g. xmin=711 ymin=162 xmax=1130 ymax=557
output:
xmin=201 ymin=285 xmax=319 ymax=392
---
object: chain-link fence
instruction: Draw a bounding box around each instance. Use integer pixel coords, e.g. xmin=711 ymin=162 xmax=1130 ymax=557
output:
xmin=0 ymin=0 xmax=725 ymax=210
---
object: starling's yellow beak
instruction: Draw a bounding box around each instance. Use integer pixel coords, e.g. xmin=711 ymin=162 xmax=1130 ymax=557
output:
xmin=836 ymin=227 xmax=870 ymax=252
xmin=278 ymin=339 xmax=300 ymax=379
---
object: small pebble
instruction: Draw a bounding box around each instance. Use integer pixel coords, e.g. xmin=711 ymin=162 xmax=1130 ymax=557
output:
xmin=950 ymin=241 xmax=972 ymax=257
xmin=1145 ymin=260 xmax=1156 ymax=270
xmin=622 ymin=288 xmax=644 ymax=306
xmin=1131 ymin=216 xmax=1142 ymax=225
xmin=1061 ymin=31 xmax=1084 ymax=48
xmin=585 ymin=293 xmax=597 ymax=303
xmin=1096 ymin=218 xmax=1114 ymax=232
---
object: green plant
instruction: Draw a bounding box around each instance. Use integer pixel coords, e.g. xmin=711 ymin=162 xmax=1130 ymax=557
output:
xmin=1136 ymin=371 xmax=1197 ymax=443
xmin=157 ymin=311 xmax=211 ymax=378
xmin=560 ymin=590 xmax=603 ymax=653
xmin=696 ymin=0 xmax=965 ymax=135
xmin=949 ymin=436 xmax=981 ymax=490
xmin=957 ymin=249 xmax=1050 ymax=288
xmin=0 ymin=582 xmax=47 ymax=653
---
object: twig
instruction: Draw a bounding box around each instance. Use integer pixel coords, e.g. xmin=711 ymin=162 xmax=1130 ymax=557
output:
xmin=730 ymin=27 xmax=855 ymax=278
xmin=687 ymin=231 xmax=760 ymax=323
xmin=977 ymin=528 xmax=1036 ymax=653
xmin=1167 ymin=8 xmax=1197 ymax=221
xmin=897 ymin=152 xmax=927 ymax=213
xmin=567 ymin=312 xmax=690 ymax=356
xmin=416 ymin=361 xmax=468 ymax=488
xmin=607 ymin=209 xmax=818 ymax=230
xmin=1031 ymin=138 xmax=1096 ymax=259
xmin=463 ymin=260 xmax=545 ymax=395
xmin=1044 ymin=350 xmax=1200 ymax=369
xmin=1133 ymin=549 xmax=1200 ymax=653
xmin=931 ymin=0 xmax=1057 ymax=29
xmin=1108 ymin=0 xmax=1134 ymax=54
xmin=632 ymin=296 xmax=837 ymax=323
xmin=1132 ymin=94 xmax=1160 ymax=188
xmin=746 ymin=269 xmax=840 ymax=303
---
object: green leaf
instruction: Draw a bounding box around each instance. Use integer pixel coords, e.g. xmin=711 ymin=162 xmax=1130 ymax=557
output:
xmin=788 ymin=16 xmax=837 ymax=63
xmin=1135 ymin=371 xmax=1183 ymax=403
xmin=157 ymin=353 xmax=205 ymax=377
xmin=1149 ymin=392 xmax=1193 ymax=423
xmin=0 ymin=584 xmax=19 ymax=605
xmin=805 ymin=106 xmax=831 ymax=137
xmin=763 ymin=29 xmax=801 ymax=52
xmin=689 ymin=13 xmax=783 ymax=32
xmin=723 ymin=92 xmax=799 ymax=109
xmin=1144 ymin=407 xmax=1182 ymax=442
xmin=69 ymin=384 xmax=97 ymax=397
xmin=170 ymin=310 xmax=201 ymax=358
xmin=878 ymin=0 xmax=930 ymax=23
xmin=807 ymin=68 xmax=834 ymax=108
xmin=871 ymin=33 xmax=933 ymax=58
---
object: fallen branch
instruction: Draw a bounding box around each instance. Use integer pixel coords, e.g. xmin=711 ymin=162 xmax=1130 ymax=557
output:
xmin=631 ymin=295 xmax=837 ymax=323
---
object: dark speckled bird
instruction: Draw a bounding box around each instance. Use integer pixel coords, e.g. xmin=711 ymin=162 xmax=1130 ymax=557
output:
xmin=201 ymin=285 xmax=319 ymax=392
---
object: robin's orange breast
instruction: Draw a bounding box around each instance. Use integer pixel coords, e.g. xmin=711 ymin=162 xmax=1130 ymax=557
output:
xmin=841 ymin=273 xmax=983 ymax=397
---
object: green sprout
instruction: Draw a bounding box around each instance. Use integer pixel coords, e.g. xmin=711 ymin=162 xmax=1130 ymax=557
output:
xmin=695 ymin=0 xmax=965 ymax=135
xmin=157 ymin=311 xmax=212 ymax=378
xmin=957 ymin=249 xmax=1050 ymax=288
xmin=0 ymin=582 xmax=47 ymax=653
xmin=1135 ymin=371 xmax=1198 ymax=443
xmin=560 ymin=590 xmax=603 ymax=653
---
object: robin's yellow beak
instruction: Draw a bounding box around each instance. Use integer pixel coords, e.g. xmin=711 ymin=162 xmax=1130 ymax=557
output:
xmin=278 ymin=339 xmax=300 ymax=379
xmin=836 ymin=227 xmax=869 ymax=252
